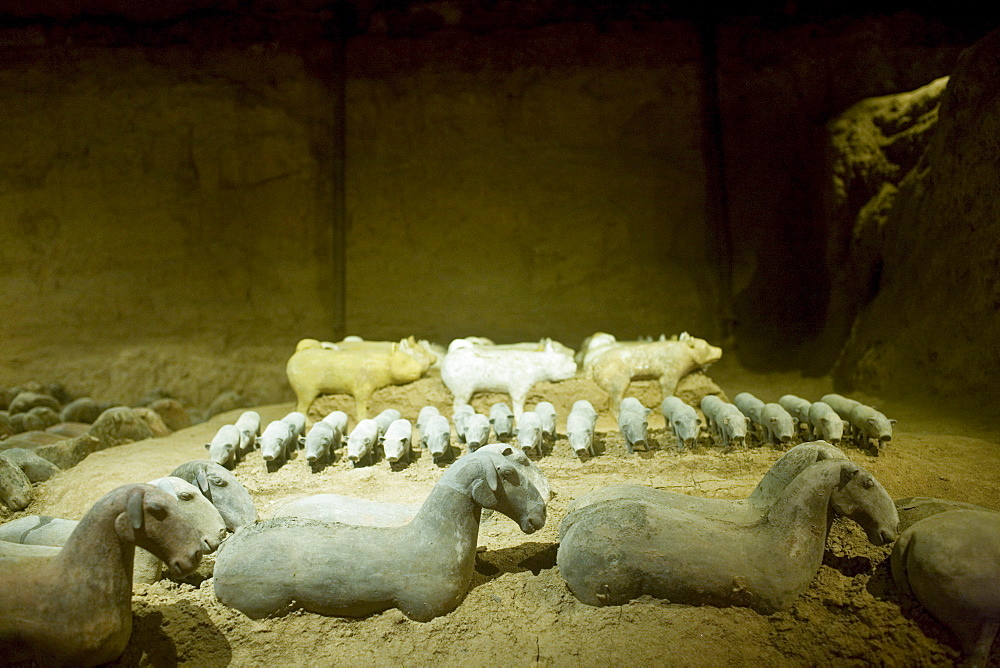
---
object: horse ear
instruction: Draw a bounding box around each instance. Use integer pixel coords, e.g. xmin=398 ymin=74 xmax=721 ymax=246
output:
xmin=470 ymin=479 xmax=498 ymax=509
xmin=126 ymin=487 xmax=145 ymax=530
xmin=840 ymin=463 xmax=860 ymax=486
xmin=484 ymin=459 xmax=500 ymax=492
xmin=196 ymin=470 xmax=211 ymax=498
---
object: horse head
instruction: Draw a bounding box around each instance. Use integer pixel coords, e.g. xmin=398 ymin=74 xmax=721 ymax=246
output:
xmin=466 ymin=447 xmax=546 ymax=534
xmin=115 ymin=484 xmax=207 ymax=577
xmin=829 ymin=463 xmax=899 ymax=545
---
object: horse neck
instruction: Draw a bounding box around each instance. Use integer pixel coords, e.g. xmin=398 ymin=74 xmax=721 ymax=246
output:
xmin=406 ymin=463 xmax=482 ymax=566
xmin=765 ymin=460 xmax=844 ymax=539
xmin=56 ymin=492 xmax=135 ymax=603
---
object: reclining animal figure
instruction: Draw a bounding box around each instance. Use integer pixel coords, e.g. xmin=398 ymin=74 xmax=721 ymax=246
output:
xmin=268 ymin=444 xmax=551 ymax=534
xmin=558 ymin=442 xmax=898 ymax=613
xmin=0 ymin=476 xmax=227 ymax=584
xmin=214 ymin=446 xmax=547 ymax=622
xmin=892 ymin=507 xmax=1000 ymax=667
xmin=0 ymin=484 xmax=206 ymax=666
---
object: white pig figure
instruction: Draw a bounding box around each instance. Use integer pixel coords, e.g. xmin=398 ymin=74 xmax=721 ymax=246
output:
xmin=373 ymin=409 xmax=401 ymax=439
xmin=347 ymin=419 xmax=380 ymax=466
xmin=452 ymin=404 xmax=475 ymax=444
xmin=206 ymin=424 xmax=241 ymax=468
xmin=421 ymin=414 xmax=452 ymax=461
xmin=660 ymin=396 xmax=700 ymax=452
xmin=380 ymin=418 xmax=413 ymax=465
xmin=281 ymin=411 xmax=307 ymax=440
xmin=320 ymin=410 xmax=349 ymax=450
xmin=441 ymin=339 xmax=577 ymax=418
xmin=489 ymin=403 xmax=515 ymax=441
xmin=259 ymin=420 xmax=295 ymax=467
xmin=535 ymin=402 xmax=557 ymax=441
xmin=571 ymin=400 xmax=598 ymax=422
xmin=463 ymin=414 xmax=491 ymax=452
xmin=807 ymin=401 xmax=845 ymax=444
xmin=415 ymin=406 xmax=440 ymax=436
xmin=234 ymin=411 xmax=261 ymax=459
xmin=303 ymin=421 xmax=337 ymax=465
xmin=567 ymin=405 xmax=597 ymax=457
xmin=516 ymin=411 xmax=543 ymax=456
xmin=618 ymin=397 xmax=651 ymax=454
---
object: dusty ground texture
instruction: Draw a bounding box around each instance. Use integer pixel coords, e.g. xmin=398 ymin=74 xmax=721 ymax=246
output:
xmin=3 ymin=360 xmax=998 ymax=667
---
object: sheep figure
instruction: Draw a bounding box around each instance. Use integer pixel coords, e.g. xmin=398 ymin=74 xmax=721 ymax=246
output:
xmin=0 ymin=484 xmax=206 ymax=666
xmin=213 ymin=447 xmax=546 ymax=622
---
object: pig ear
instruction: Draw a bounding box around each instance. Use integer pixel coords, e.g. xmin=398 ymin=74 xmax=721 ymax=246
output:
xmin=501 ymin=446 xmax=514 ymax=457
xmin=204 ymin=442 xmax=211 ymax=450
xmin=126 ymin=487 xmax=145 ymax=530
xmin=890 ymin=419 xmax=897 ymax=425
xmin=470 ymin=479 xmax=498 ymax=509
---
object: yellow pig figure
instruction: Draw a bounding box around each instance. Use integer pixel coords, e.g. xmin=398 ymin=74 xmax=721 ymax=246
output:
xmin=286 ymin=338 xmax=434 ymax=420
xmin=588 ymin=333 xmax=723 ymax=415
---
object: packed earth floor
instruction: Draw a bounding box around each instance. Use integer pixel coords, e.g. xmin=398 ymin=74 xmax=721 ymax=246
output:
xmin=5 ymin=360 xmax=1000 ymax=667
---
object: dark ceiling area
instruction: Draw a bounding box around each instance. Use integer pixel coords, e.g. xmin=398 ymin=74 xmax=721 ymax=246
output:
xmin=0 ymin=0 xmax=995 ymax=43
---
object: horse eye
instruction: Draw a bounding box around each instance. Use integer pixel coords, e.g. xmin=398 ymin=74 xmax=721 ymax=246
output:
xmin=147 ymin=502 xmax=168 ymax=520
xmin=210 ymin=476 xmax=228 ymax=487
xmin=178 ymin=492 xmax=193 ymax=501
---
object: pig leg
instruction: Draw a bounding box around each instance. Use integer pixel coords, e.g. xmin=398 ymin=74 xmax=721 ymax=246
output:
xmin=293 ymin=385 xmax=319 ymax=416
xmin=509 ymin=388 xmax=529 ymax=421
xmin=451 ymin=393 xmax=473 ymax=416
xmin=657 ymin=373 xmax=682 ymax=400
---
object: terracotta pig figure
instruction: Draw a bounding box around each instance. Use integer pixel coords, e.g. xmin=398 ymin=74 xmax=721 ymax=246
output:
xmin=567 ymin=400 xmax=598 ymax=458
xmin=489 ymin=403 xmax=515 ymax=441
xmin=660 ymin=396 xmax=701 ymax=451
xmin=617 ymin=398 xmax=651 ymax=453
xmin=441 ymin=339 xmax=577 ymax=418
xmin=587 ymin=332 xmax=722 ymax=414
xmin=286 ymin=338 xmax=433 ymax=420
xmin=420 ymin=414 xmax=452 ymax=461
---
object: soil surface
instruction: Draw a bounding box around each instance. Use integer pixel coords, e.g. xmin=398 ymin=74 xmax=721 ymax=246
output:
xmin=3 ymin=360 xmax=998 ymax=667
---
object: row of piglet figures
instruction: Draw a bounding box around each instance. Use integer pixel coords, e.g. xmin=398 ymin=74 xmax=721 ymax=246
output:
xmin=685 ymin=392 xmax=894 ymax=454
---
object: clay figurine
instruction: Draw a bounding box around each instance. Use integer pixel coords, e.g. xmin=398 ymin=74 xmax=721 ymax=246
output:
xmin=567 ymin=400 xmax=598 ymax=457
xmin=586 ymin=332 xmax=722 ymax=414
xmin=617 ymin=398 xmax=651 ymax=453
xmin=286 ymin=337 xmax=434 ymax=420
xmin=0 ymin=476 xmax=227 ymax=584
xmin=213 ymin=447 xmax=547 ymax=621
xmin=892 ymin=508 xmax=1000 ymax=666
xmin=489 ymin=403 xmax=515 ymax=441
xmin=557 ymin=449 xmax=897 ymax=613
xmin=807 ymin=401 xmax=846 ymax=445
xmin=441 ymin=339 xmax=577 ymax=418
xmin=171 ymin=460 xmax=258 ymax=531
xmin=701 ymin=395 xmax=749 ymax=452
xmin=0 ymin=484 xmax=205 ymax=666
xmin=420 ymin=414 xmax=452 ymax=461
xmin=660 ymin=396 xmax=701 ymax=451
